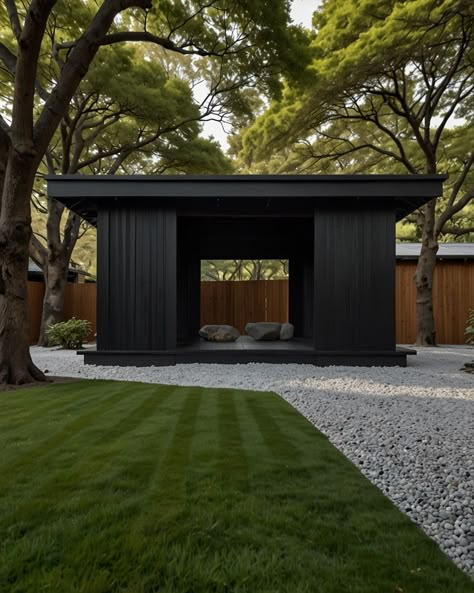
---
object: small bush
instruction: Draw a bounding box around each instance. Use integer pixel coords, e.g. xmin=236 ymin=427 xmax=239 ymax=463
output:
xmin=465 ymin=309 xmax=474 ymax=345
xmin=47 ymin=317 xmax=92 ymax=349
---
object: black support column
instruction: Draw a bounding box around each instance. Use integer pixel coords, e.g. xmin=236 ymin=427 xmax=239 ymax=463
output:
xmin=97 ymin=206 xmax=176 ymax=351
xmin=313 ymin=204 xmax=396 ymax=351
xmin=177 ymin=255 xmax=201 ymax=344
xmin=289 ymin=256 xmax=314 ymax=339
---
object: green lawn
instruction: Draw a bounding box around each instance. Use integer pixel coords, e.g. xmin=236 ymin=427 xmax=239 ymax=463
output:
xmin=0 ymin=380 xmax=472 ymax=593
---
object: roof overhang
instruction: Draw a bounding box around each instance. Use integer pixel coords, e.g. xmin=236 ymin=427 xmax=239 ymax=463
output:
xmin=396 ymin=242 xmax=474 ymax=260
xmin=46 ymin=174 xmax=447 ymax=226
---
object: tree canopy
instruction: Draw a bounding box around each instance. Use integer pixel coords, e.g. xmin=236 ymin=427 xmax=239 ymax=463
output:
xmin=243 ymin=0 xmax=473 ymax=164
xmin=239 ymin=0 xmax=474 ymax=345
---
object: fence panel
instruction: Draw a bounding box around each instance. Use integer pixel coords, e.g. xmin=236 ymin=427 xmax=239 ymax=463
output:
xmin=433 ymin=262 xmax=473 ymax=344
xmin=28 ymin=261 xmax=473 ymax=346
xmin=200 ymin=281 xmax=232 ymax=328
xmin=395 ymin=262 xmax=417 ymax=344
xmin=201 ymin=280 xmax=268 ymax=334
xmin=265 ymin=280 xmax=289 ymax=323
xmin=64 ymin=283 xmax=97 ymax=340
xmin=28 ymin=282 xmax=45 ymax=344
xmin=395 ymin=260 xmax=474 ymax=344
xmin=232 ymin=280 xmax=267 ymax=331
xmin=28 ymin=281 xmax=96 ymax=344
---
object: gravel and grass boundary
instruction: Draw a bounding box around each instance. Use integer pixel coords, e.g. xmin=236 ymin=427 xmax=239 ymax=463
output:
xmin=31 ymin=345 xmax=474 ymax=577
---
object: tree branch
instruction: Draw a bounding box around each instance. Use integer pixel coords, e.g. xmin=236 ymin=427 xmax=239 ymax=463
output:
xmin=63 ymin=210 xmax=80 ymax=259
xmin=425 ymin=26 xmax=470 ymax=119
xmin=317 ymin=105 xmax=420 ymax=174
xmin=440 ymin=225 xmax=474 ymax=237
xmin=62 ymin=92 xmax=97 ymax=173
xmin=5 ymin=0 xmax=22 ymax=40
xmin=29 ymin=234 xmax=47 ymax=268
xmin=436 ymin=152 xmax=474 ymax=233
xmin=74 ymin=111 xmax=204 ymax=172
xmin=0 ymin=40 xmax=49 ymax=101
xmin=0 ymin=114 xmax=10 ymax=134
xmin=107 ymin=150 xmax=132 ymax=174
xmin=432 ymin=78 xmax=474 ymax=149
xmin=31 ymin=189 xmax=48 ymax=214
xmin=0 ymin=41 xmax=17 ymax=74
xmin=55 ymin=29 xmax=242 ymax=58
xmin=12 ymin=0 xmax=57 ymax=152
xmin=33 ymin=0 xmax=153 ymax=157
xmin=439 ymin=189 xmax=474 ymax=232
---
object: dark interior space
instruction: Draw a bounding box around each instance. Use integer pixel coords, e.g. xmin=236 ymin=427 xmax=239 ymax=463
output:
xmin=177 ymin=216 xmax=314 ymax=345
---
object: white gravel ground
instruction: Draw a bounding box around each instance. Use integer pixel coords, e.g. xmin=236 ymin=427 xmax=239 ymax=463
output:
xmin=32 ymin=345 xmax=474 ymax=577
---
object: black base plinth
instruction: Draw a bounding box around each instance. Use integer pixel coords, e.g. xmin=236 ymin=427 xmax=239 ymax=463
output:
xmin=81 ymin=340 xmax=414 ymax=367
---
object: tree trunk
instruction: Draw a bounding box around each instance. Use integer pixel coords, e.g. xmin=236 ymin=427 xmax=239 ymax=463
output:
xmin=35 ymin=204 xmax=81 ymax=346
xmin=38 ymin=258 xmax=68 ymax=346
xmin=0 ymin=153 xmax=46 ymax=384
xmin=414 ymin=198 xmax=438 ymax=346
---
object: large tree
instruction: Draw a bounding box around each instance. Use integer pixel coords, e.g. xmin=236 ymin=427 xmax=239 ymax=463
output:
xmin=0 ymin=0 xmax=298 ymax=384
xmin=242 ymin=0 xmax=474 ymax=345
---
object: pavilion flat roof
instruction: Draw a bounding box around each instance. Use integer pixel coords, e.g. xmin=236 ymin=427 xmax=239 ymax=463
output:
xmin=47 ymin=174 xmax=447 ymax=225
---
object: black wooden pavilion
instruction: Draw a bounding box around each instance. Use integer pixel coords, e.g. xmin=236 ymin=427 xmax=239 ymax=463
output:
xmin=47 ymin=175 xmax=445 ymax=367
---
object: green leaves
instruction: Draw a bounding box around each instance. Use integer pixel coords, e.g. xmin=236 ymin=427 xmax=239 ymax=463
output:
xmin=242 ymin=0 xmax=474 ymax=162
xmin=46 ymin=317 xmax=92 ymax=349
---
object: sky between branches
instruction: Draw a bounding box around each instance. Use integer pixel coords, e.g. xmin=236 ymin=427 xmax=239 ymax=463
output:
xmin=200 ymin=0 xmax=318 ymax=148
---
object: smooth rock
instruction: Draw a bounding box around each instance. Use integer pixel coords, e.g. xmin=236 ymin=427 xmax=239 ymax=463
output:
xmin=245 ymin=322 xmax=281 ymax=341
xmin=198 ymin=324 xmax=240 ymax=342
xmin=280 ymin=322 xmax=295 ymax=341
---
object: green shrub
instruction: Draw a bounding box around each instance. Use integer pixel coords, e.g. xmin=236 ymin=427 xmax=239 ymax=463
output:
xmin=47 ymin=317 xmax=92 ymax=349
xmin=465 ymin=309 xmax=474 ymax=345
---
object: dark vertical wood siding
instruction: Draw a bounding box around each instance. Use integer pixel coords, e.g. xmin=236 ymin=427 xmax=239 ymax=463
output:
xmin=97 ymin=206 xmax=176 ymax=351
xmin=313 ymin=207 xmax=396 ymax=350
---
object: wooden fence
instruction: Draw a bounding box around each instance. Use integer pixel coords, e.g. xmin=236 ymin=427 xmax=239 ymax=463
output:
xmin=395 ymin=261 xmax=474 ymax=344
xmin=200 ymin=280 xmax=288 ymax=334
xmin=64 ymin=283 xmax=97 ymax=340
xmin=28 ymin=282 xmax=45 ymax=344
xmin=200 ymin=261 xmax=474 ymax=344
xmin=27 ymin=259 xmax=474 ymax=344
xmin=28 ymin=282 xmax=97 ymax=343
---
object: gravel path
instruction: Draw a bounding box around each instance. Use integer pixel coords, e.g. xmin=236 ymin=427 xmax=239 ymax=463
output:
xmin=31 ymin=345 xmax=474 ymax=577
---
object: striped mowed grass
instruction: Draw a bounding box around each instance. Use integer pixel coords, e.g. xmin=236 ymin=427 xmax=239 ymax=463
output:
xmin=0 ymin=380 xmax=472 ymax=593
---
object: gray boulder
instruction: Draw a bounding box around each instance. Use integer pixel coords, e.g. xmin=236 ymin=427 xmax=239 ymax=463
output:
xmin=245 ymin=322 xmax=281 ymax=341
xmin=199 ymin=325 xmax=240 ymax=342
xmin=280 ymin=323 xmax=294 ymax=341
